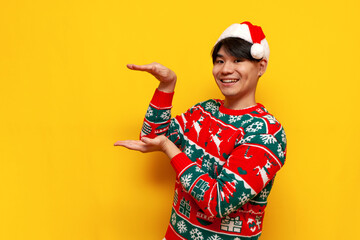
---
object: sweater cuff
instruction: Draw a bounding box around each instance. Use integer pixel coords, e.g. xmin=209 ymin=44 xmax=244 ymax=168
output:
xmin=170 ymin=152 xmax=194 ymax=176
xmin=150 ymin=89 xmax=174 ymax=109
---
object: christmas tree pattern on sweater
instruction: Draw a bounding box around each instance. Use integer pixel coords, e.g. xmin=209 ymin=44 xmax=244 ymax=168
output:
xmin=141 ymin=89 xmax=287 ymax=240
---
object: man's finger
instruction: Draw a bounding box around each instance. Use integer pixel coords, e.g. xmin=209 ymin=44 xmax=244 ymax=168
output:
xmin=140 ymin=137 xmax=154 ymax=144
xmin=114 ymin=140 xmax=133 ymax=146
xmin=127 ymin=64 xmax=156 ymax=72
xmin=114 ymin=140 xmax=147 ymax=152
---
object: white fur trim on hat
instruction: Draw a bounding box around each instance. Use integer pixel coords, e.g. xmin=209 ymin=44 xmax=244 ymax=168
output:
xmin=217 ymin=24 xmax=253 ymax=44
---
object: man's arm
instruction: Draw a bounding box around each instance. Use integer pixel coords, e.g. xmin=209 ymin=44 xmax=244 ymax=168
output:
xmin=154 ymin=127 xmax=287 ymax=218
xmin=126 ymin=63 xmax=178 ymax=140
xmin=169 ymin=133 xmax=286 ymax=218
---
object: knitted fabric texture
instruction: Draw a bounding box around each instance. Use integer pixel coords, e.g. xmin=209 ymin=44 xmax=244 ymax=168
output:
xmin=141 ymin=89 xmax=287 ymax=240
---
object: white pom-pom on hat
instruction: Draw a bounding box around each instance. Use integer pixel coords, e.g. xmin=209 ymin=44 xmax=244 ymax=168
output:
xmin=250 ymin=43 xmax=264 ymax=60
xmin=215 ymin=21 xmax=270 ymax=61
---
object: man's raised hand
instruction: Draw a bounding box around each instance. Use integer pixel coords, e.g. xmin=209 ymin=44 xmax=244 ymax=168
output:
xmin=127 ymin=62 xmax=177 ymax=93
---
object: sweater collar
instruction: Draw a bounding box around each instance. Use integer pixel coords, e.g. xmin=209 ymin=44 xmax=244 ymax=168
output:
xmin=219 ymin=101 xmax=264 ymax=115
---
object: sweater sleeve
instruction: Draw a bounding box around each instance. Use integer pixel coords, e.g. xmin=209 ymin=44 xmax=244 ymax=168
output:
xmin=170 ymin=133 xmax=286 ymax=218
xmin=140 ymin=89 xmax=186 ymax=146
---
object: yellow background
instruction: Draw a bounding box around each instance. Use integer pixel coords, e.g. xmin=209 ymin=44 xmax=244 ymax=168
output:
xmin=0 ymin=0 xmax=359 ymax=239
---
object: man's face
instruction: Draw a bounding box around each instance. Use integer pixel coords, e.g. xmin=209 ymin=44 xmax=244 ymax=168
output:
xmin=212 ymin=46 xmax=263 ymax=104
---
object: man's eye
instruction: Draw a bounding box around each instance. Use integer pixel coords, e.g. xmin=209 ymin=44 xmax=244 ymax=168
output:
xmin=234 ymin=59 xmax=243 ymax=63
xmin=216 ymin=60 xmax=224 ymax=63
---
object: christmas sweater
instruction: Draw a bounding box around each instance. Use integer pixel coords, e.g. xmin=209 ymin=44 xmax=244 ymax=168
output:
xmin=141 ymin=89 xmax=287 ymax=240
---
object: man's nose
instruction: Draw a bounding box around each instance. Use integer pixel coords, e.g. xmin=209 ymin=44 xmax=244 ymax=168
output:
xmin=221 ymin=62 xmax=234 ymax=74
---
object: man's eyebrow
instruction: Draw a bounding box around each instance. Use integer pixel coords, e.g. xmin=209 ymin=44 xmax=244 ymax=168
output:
xmin=216 ymin=54 xmax=223 ymax=58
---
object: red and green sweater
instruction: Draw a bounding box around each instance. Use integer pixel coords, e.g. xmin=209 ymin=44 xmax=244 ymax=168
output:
xmin=141 ymin=89 xmax=287 ymax=240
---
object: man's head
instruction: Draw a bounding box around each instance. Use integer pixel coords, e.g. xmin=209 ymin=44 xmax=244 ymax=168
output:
xmin=211 ymin=22 xmax=269 ymax=109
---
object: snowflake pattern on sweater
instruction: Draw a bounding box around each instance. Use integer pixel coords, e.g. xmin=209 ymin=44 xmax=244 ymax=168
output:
xmin=142 ymin=89 xmax=287 ymax=240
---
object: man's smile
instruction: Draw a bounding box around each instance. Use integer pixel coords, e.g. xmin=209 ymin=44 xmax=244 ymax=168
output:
xmin=220 ymin=79 xmax=240 ymax=83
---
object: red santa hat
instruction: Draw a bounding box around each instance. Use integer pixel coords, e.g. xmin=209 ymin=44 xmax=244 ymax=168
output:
xmin=215 ymin=21 xmax=270 ymax=61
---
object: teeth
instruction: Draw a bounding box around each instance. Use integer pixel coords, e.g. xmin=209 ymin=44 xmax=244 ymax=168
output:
xmin=221 ymin=79 xmax=238 ymax=83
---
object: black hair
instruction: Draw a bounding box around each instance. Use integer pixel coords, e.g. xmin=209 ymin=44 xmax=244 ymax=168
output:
xmin=211 ymin=37 xmax=260 ymax=64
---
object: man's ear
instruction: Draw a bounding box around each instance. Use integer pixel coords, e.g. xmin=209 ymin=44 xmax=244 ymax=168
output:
xmin=259 ymin=58 xmax=268 ymax=76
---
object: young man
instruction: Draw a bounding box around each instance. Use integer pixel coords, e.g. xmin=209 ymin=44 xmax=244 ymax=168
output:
xmin=115 ymin=21 xmax=287 ymax=240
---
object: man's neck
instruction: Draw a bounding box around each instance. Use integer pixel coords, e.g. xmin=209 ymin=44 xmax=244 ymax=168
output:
xmin=223 ymin=97 xmax=256 ymax=110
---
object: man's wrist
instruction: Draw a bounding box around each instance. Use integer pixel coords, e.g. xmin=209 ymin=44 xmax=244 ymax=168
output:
xmin=158 ymin=80 xmax=176 ymax=93
xmin=162 ymin=137 xmax=181 ymax=159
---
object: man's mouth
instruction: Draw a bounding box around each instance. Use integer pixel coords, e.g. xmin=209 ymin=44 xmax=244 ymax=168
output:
xmin=220 ymin=79 xmax=239 ymax=83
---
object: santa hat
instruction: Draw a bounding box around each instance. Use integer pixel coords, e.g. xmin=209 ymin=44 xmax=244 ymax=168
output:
xmin=215 ymin=21 xmax=270 ymax=61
